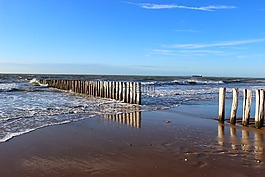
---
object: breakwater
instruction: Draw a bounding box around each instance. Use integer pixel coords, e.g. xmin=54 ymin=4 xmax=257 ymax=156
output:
xmin=39 ymin=79 xmax=142 ymax=105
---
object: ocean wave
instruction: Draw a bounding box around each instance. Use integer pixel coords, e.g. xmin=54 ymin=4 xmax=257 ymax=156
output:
xmin=0 ymin=113 xmax=96 ymax=143
xmin=29 ymin=78 xmax=48 ymax=87
xmin=141 ymin=79 xmax=225 ymax=87
xmin=172 ymin=79 xmax=224 ymax=85
xmin=0 ymin=79 xmax=49 ymax=93
xmin=141 ymin=81 xmax=157 ymax=85
xmin=0 ymin=83 xmax=18 ymax=92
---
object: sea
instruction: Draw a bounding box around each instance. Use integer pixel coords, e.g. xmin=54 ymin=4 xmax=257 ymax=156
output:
xmin=1 ymin=74 xmax=265 ymax=143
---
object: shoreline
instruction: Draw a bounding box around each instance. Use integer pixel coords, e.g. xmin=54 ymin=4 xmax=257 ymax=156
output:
xmin=0 ymin=105 xmax=265 ymax=176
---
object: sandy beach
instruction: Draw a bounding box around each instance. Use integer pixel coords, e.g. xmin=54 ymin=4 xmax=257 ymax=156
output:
xmin=0 ymin=104 xmax=265 ymax=177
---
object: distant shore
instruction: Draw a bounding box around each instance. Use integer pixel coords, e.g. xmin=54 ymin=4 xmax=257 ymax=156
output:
xmin=0 ymin=104 xmax=264 ymax=177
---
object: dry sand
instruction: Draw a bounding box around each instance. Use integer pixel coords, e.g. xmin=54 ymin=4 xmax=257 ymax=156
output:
xmin=0 ymin=105 xmax=264 ymax=177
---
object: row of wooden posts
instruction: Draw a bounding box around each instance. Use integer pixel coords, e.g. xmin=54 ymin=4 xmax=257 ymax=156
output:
xmin=218 ymin=87 xmax=264 ymax=129
xmin=39 ymin=79 xmax=141 ymax=105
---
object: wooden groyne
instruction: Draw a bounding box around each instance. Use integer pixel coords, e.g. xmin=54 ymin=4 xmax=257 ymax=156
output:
xmin=218 ymin=87 xmax=265 ymax=129
xmin=39 ymin=79 xmax=141 ymax=105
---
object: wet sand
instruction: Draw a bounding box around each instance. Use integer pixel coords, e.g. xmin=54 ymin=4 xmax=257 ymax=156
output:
xmin=0 ymin=105 xmax=265 ymax=177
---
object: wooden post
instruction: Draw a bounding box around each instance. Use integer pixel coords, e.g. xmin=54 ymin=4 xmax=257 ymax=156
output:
xmin=230 ymin=88 xmax=238 ymax=124
xmin=258 ymin=89 xmax=264 ymax=128
xmin=119 ymin=82 xmax=123 ymax=101
xmin=115 ymin=82 xmax=119 ymax=100
xmin=255 ymin=89 xmax=264 ymax=128
xmin=84 ymin=81 xmax=88 ymax=95
xmin=218 ymin=87 xmax=226 ymax=122
xmin=95 ymin=81 xmax=98 ymax=97
xmin=78 ymin=80 xmax=81 ymax=93
xmin=242 ymin=89 xmax=252 ymax=126
xmin=122 ymin=82 xmax=126 ymax=102
xmin=71 ymin=80 xmax=73 ymax=91
xmin=93 ymin=81 xmax=96 ymax=96
xmin=255 ymin=89 xmax=260 ymax=128
xmin=88 ymin=81 xmax=91 ymax=96
xmin=133 ymin=82 xmax=137 ymax=104
xmin=126 ymin=82 xmax=130 ymax=104
xmin=112 ymin=82 xmax=116 ymax=100
xmin=104 ymin=81 xmax=107 ymax=98
xmin=129 ymin=82 xmax=133 ymax=104
xmin=136 ymin=82 xmax=141 ymax=105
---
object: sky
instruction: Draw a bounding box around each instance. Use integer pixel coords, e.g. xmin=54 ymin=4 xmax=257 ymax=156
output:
xmin=0 ymin=0 xmax=265 ymax=77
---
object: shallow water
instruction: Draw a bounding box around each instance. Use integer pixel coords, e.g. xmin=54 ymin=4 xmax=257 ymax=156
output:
xmin=1 ymin=74 xmax=265 ymax=142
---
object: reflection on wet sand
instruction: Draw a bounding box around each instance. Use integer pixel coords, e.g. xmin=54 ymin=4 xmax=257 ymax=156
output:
xmin=218 ymin=123 xmax=265 ymax=160
xmin=254 ymin=133 xmax=264 ymax=160
xmin=241 ymin=129 xmax=251 ymax=151
xmin=218 ymin=123 xmax=225 ymax=146
xmin=103 ymin=111 xmax=142 ymax=128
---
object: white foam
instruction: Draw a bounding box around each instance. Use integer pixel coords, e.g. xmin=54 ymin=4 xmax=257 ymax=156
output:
xmin=29 ymin=78 xmax=48 ymax=87
xmin=0 ymin=83 xmax=17 ymax=91
xmin=0 ymin=129 xmax=34 ymax=143
xmin=0 ymin=114 xmax=97 ymax=143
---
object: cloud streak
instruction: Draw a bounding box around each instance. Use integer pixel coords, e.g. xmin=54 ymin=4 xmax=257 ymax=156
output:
xmin=125 ymin=2 xmax=237 ymax=11
xmin=151 ymin=49 xmax=229 ymax=57
xmin=166 ymin=38 xmax=265 ymax=49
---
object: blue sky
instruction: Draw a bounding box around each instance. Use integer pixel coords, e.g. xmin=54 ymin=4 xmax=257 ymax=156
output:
xmin=0 ymin=0 xmax=265 ymax=77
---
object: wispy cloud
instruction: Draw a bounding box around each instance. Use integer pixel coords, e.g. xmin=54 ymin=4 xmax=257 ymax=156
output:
xmin=153 ymin=49 xmax=174 ymax=54
xmin=237 ymin=53 xmax=265 ymax=58
xmin=151 ymin=49 xmax=228 ymax=57
xmin=178 ymin=50 xmax=225 ymax=54
xmin=166 ymin=38 xmax=265 ymax=49
xmin=125 ymin=2 xmax=237 ymax=11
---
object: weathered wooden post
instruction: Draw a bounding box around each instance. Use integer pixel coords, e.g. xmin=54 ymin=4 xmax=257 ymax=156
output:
xmin=104 ymin=81 xmax=107 ymax=98
xmin=122 ymin=82 xmax=126 ymax=102
xmin=129 ymin=82 xmax=133 ymax=104
xmin=115 ymin=82 xmax=119 ymax=100
xmin=70 ymin=80 xmax=74 ymax=91
xmin=95 ymin=81 xmax=98 ymax=97
xmin=255 ymin=89 xmax=260 ymax=127
xmin=255 ymin=89 xmax=264 ymax=128
xmin=136 ymin=82 xmax=141 ymax=105
xmin=112 ymin=82 xmax=115 ymax=99
xmin=218 ymin=87 xmax=226 ymax=122
xmin=88 ymin=81 xmax=91 ymax=96
xmin=81 ymin=81 xmax=84 ymax=94
xmin=242 ymin=89 xmax=252 ymax=126
xmin=78 ymin=80 xmax=81 ymax=93
xmin=258 ymin=89 xmax=264 ymax=128
xmin=90 ymin=81 xmax=93 ymax=96
xmin=126 ymin=82 xmax=130 ymax=103
xmin=119 ymin=82 xmax=123 ymax=101
xmin=230 ymin=88 xmax=238 ymax=124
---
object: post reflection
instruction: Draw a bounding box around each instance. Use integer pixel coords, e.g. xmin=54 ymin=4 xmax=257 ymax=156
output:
xmin=230 ymin=127 xmax=237 ymax=150
xmin=254 ymin=133 xmax=264 ymax=160
xmin=217 ymin=123 xmax=265 ymax=158
xmin=218 ymin=123 xmax=225 ymax=146
xmin=103 ymin=111 xmax=142 ymax=128
xmin=241 ymin=129 xmax=251 ymax=151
